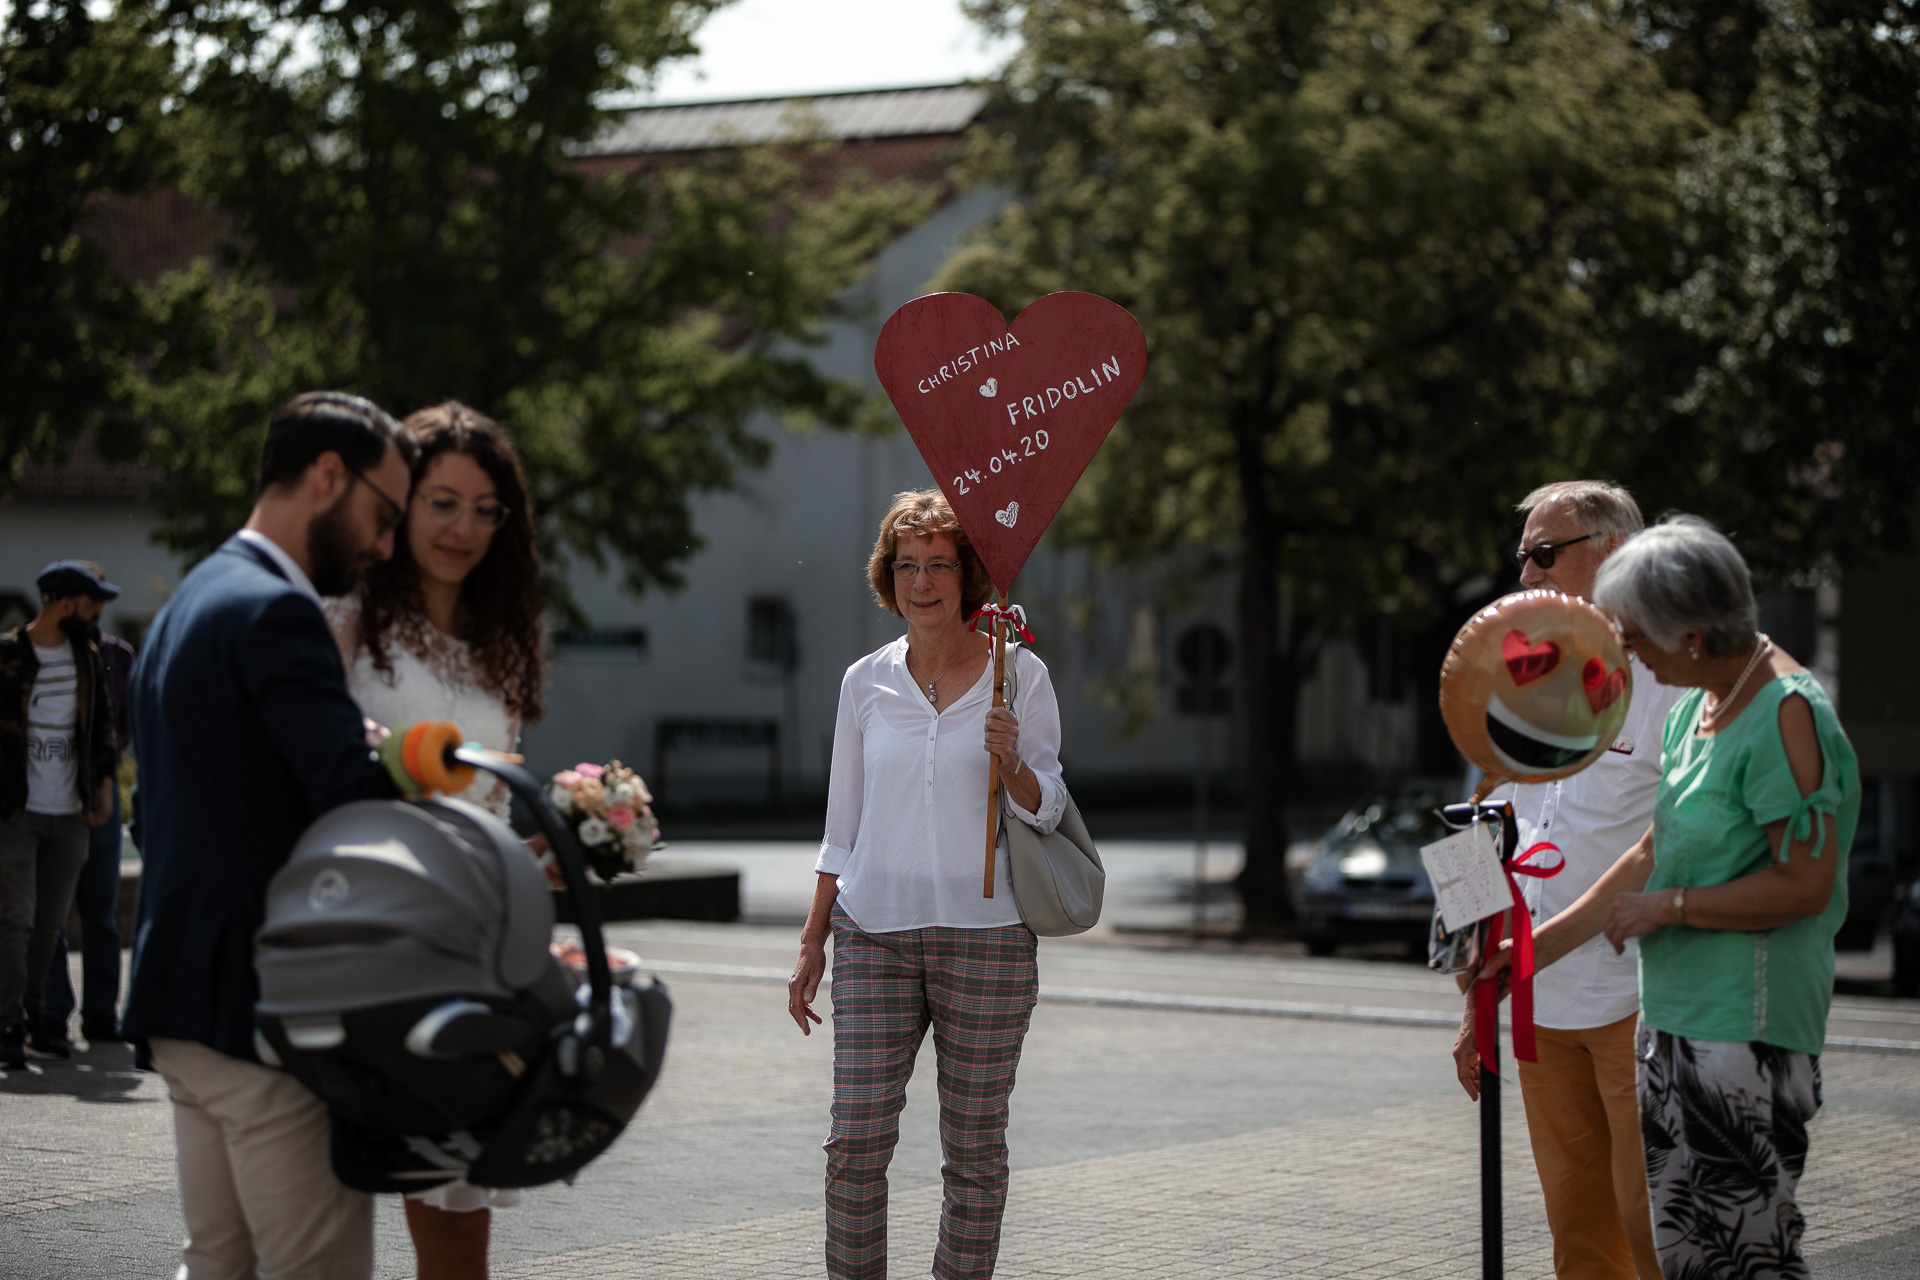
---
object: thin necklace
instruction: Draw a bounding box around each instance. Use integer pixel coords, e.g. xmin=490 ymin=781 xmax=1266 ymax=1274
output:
xmin=1701 ymin=633 xmax=1773 ymax=732
xmin=907 ymin=642 xmax=967 ymax=706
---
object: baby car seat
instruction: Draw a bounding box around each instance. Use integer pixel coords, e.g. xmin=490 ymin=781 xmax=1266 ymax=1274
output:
xmin=255 ymin=751 xmax=669 ymax=1192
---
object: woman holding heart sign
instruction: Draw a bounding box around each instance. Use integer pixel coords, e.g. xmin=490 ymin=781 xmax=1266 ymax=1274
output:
xmin=786 ymin=488 xmax=1066 ymax=1280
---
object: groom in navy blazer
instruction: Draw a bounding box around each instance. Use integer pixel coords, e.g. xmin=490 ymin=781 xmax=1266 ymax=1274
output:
xmin=126 ymin=391 xmax=417 ymax=1280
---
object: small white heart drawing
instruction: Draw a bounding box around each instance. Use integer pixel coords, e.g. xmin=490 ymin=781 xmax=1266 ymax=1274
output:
xmin=978 ymin=378 xmax=998 ymax=397
xmin=994 ymin=501 xmax=1019 ymax=528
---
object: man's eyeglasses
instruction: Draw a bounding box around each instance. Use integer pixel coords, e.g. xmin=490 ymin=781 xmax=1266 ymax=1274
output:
xmin=417 ymin=492 xmax=510 ymax=531
xmin=347 ymin=468 xmax=406 ymax=537
xmin=892 ymin=560 xmax=962 ymax=581
xmin=1514 ymin=533 xmax=1593 ymax=570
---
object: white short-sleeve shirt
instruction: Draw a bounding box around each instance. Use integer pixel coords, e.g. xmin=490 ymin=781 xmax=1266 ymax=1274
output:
xmin=817 ymin=637 xmax=1066 ymax=932
xmin=1494 ymin=653 xmax=1686 ymax=1030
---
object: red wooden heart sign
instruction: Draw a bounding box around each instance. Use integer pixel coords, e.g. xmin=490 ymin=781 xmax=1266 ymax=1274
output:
xmin=874 ymin=291 xmax=1148 ymax=589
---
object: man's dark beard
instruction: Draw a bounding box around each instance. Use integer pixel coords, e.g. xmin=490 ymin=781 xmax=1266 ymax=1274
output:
xmin=307 ymin=494 xmax=369 ymax=597
xmin=58 ymin=614 xmax=94 ymax=643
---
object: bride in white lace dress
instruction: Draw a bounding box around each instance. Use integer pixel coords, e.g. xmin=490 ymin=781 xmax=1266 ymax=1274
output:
xmin=327 ymin=401 xmax=546 ymax=1279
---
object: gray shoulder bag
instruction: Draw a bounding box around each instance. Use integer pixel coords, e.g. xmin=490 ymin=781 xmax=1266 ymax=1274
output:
xmin=998 ymin=647 xmax=1105 ymax=936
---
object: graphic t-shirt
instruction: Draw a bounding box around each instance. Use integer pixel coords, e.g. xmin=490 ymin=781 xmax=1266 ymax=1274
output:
xmin=26 ymin=640 xmax=82 ymax=815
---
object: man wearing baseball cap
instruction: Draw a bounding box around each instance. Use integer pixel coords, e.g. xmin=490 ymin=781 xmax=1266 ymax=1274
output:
xmin=0 ymin=560 xmax=121 ymax=1067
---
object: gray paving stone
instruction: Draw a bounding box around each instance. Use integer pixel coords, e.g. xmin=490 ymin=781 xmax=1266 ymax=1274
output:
xmin=4 ymin=932 xmax=1915 ymax=1278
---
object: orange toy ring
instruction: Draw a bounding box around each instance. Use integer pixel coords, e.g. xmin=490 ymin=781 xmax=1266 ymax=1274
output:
xmin=401 ymin=722 xmax=429 ymax=788
xmin=413 ymin=721 xmax=478 ymax=795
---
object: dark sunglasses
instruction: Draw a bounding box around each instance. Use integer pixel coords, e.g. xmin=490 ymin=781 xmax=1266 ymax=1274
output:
xmin=1513 ymin=533 xmax=1593 ymax=570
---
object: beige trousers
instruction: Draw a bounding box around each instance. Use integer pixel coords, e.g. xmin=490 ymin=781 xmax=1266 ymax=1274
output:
xmin=1515 ymin=1012 xmax=1661 ymax=1280
xmin=150 ymin=1038 xmax=372 ymax=1280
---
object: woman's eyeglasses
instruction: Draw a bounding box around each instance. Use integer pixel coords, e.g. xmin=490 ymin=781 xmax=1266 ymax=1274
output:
xmin=1513 ymin=533 xmax=1593 ymax=570
xmin=892 ymin=560 xmax=961 ymax=581
xmin=416 ymin=492 xmax=509 ymax=531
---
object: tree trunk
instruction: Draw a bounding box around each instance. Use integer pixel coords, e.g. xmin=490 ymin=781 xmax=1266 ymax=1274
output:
xmin=1232 ymin=430 xmax=1298 ymax=934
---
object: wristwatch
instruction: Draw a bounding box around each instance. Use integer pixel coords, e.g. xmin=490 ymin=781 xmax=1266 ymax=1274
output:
xmin=1672 ymin=886 xmax=1687 ymax=924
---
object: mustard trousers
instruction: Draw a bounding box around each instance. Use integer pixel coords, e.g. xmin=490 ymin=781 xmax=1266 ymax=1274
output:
xmin=1515 ymin=1012 xmax=1661 ymax=1280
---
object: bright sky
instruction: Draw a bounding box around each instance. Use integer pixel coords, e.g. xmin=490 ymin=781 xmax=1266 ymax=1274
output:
xmin=641 ymin=0 xmax=1018 ymax=102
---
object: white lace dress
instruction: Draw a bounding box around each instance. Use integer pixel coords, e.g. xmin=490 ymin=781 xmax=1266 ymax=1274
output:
xmin=326 ymin=597 xmax=525 ymax=1212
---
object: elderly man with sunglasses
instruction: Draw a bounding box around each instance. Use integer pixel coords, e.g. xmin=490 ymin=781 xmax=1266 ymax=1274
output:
xmin=1452 ymin=480 xmax=1683 ymax=1280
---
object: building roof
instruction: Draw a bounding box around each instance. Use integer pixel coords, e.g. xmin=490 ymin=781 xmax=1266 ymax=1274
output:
xmin=11 ymin=431 xmax=157 ymax=503
xmin=579 ymin=84 xmax=991 ymax=157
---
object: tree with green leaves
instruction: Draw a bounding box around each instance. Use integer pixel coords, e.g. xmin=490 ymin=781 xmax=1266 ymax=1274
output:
xmin=940 ymin=0 xmax=1705 ymax=927
xmin=113 ymin=0 xmax=930 ymax=608
xmin=1 ymin=0 xmax=177 ymax=492
xmin=1610 ymin=0 xmax=1920 ymax=573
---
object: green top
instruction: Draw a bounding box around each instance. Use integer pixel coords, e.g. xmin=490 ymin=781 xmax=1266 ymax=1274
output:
xmin=1640 ymin=670 xmax=1859 ymax=1055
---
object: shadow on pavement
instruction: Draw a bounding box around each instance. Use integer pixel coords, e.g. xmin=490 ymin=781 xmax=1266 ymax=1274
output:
xmin=0 ymin=1043 xmax=148 ymax=1103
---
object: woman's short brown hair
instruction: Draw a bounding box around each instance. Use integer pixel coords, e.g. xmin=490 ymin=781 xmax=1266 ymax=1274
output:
xmin=867 ymin=489 xmax=994 ymax=619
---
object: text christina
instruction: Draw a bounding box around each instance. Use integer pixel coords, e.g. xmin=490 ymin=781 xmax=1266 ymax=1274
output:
xmin=916 ymin=332 xmax=1023 ymax=394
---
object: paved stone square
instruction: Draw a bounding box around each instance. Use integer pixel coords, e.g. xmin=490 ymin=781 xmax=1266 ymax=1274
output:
xmin=4 ymin=920 xmax=1917 ymax=1278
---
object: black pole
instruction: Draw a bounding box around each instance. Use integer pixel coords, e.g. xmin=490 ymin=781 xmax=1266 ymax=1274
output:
xmin=1481 ymin=1017 xmax=1501 ymax=1280
xmin=1482 ymin=797 xmax=1515 ymax=1280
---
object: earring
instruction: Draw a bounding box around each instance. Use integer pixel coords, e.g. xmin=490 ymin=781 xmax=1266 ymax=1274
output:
xmin=1689 ymin=646 xmax=1700 ymax=660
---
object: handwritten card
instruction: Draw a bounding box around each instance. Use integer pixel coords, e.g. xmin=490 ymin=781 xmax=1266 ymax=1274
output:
xmin=1420 ymin=823 xmax=1510 ymax=933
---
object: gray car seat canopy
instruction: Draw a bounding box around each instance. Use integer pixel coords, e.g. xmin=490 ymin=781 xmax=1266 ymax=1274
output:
xmin=259 ymin=798 xmax=566 ymax=1017
xmin=255 ymin=777 xmax=671 ymax=1193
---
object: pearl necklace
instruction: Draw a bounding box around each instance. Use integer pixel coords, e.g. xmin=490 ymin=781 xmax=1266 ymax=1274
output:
xmin=1700 ymin=633 xmax=1773 ymax=732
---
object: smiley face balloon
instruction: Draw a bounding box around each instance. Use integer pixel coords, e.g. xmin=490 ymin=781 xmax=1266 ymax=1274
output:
xmin=1440 ymin=590 xmax=1633 ymax=785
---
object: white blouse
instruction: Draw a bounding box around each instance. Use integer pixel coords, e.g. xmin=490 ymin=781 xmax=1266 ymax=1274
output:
xmin=325 ymin=598 xmax=520 ymax=820
xmin=816 ymin=636 xmax=1066 ymax=932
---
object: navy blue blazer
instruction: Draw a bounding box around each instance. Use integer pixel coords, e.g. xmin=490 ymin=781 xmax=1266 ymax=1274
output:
xmin=124 ymin=535 xmax=396 ymax=1062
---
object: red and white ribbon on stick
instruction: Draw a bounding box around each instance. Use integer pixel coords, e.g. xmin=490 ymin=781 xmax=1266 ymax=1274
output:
xmin=968 ymin=602 xmax=1034 ymax=644
xmin=1475 ymin=840 xmax=1565 ymax=1065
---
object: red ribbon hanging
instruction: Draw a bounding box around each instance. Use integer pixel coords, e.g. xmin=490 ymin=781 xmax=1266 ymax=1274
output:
xmin=968 ymin=602 xmax=1035 ymax=644
xmin=1474 ymin=840 xmax=1564 ymax=1066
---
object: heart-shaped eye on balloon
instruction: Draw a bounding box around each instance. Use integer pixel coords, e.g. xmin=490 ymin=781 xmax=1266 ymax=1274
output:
xmin=1582 ymin=657 xmax=1627 ymax=713
xmin=1502 ymin=630 xmax=1559 ymax=686
xmin=1441 ymin=591 xmax=1633 ymax=786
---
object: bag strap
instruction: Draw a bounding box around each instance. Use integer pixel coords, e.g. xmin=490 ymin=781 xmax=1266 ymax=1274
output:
xmin=995 ymin=642 xmax=1021 ymax=834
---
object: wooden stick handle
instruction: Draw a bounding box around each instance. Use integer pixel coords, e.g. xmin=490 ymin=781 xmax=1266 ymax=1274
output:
xmin=983 ymin=586 xmax=1008 ymax=898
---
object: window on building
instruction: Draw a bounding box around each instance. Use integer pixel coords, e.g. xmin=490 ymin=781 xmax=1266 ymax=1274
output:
xmin=747 ymin=597 xmax=798 ymax=679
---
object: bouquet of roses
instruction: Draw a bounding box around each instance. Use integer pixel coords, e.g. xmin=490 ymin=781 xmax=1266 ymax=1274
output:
xmin=547 ymin=760 xmax=661 ymax=883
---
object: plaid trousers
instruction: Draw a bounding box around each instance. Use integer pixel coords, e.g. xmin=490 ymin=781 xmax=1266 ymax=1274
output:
xmin=825 ymin=904 xmax=1038 ymax=1280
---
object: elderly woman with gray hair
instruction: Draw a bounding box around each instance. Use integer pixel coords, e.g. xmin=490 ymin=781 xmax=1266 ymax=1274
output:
xmin=1481 ymin=516 xmax=1860 ymax=1279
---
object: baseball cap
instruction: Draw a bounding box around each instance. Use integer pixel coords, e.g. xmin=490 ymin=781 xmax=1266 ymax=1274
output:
xmin=36 ymin=561 xmax=122 ymax=601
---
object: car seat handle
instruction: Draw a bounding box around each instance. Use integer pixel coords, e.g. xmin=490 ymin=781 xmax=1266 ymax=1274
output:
xmin=450 ymin=745 xmax=615 ymax=1042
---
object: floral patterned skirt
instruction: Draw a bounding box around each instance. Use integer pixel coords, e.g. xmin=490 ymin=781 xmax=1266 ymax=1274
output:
xmin=1636 ymin=1025 xmax=1822 ymax=1279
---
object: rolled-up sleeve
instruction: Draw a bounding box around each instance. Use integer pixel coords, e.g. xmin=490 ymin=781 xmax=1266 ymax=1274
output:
xmin=815 ymin=666 xmax=865 ymax=875
xmin=1004 ymin=648 xmax=1067 ymax=835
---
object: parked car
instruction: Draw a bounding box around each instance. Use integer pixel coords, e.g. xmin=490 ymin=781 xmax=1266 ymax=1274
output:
xmin=1293 ymin=784 xmax=1453 ymax=957
xmin=1837 ymin=777 xmax=1897 ymax=952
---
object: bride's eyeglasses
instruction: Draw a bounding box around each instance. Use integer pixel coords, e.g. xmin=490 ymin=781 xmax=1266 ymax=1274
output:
xmin=416 ymin=490 xmax=510 ymax=531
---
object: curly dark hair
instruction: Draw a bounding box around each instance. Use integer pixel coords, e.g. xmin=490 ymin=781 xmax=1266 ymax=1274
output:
xmin=351 ymin=402 xmax=544 ymax=724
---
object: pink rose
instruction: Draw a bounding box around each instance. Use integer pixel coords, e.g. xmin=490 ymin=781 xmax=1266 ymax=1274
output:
xmin=575 ymin=763 xmax=605 ymax=778
xmin=609 ymin=805 xmax=636 ymax=830
xmin=552 ymin=770 xmax=583 ymax=789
